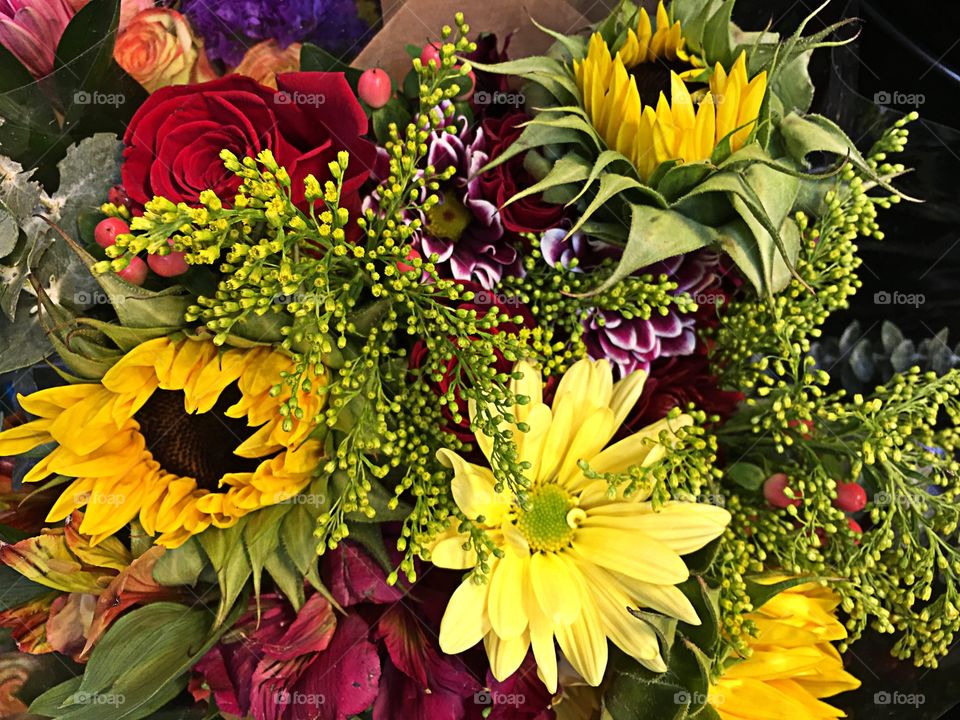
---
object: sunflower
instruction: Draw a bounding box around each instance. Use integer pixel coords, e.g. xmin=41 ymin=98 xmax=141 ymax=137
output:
xmin=0 ymin=336 xmax=325 ymax=547
xmin=573 ymin=3 xmax=767 ymax=181
xmin=428 ymin=358 xmax=730 ymax=692
xmin=710 ymin=580 xmax=861 ymax=719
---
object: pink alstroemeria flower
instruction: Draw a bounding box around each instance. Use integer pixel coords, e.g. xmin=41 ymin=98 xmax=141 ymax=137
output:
xmin=0 ymin=0 xmax=74 ymax=78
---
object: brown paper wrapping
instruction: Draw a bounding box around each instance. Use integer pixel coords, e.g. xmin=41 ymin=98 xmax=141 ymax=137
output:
xmin=352 ymin=0 xmax=602 ymax=78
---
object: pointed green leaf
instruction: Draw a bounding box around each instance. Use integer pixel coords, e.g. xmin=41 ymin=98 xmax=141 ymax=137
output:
xmin=581 ymin=204 xmax=718 ymax=297
xmin=198 ymin=525 xmax=251 ymax=627
xmin=503 ymin=154 xmax=591 ymax=207
xmin=152 ymin=537 xmax=206 ymax=587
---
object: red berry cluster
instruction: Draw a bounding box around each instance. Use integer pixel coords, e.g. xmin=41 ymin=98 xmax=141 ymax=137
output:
xmin=94 ymin=214 xmax=188 ymax=286
xmin=762 ymin=472 xmax=866 ymax=544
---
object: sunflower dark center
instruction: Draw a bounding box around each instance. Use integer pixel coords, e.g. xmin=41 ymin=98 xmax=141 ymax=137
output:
xmin=629 ymin=60 xmax=696 ymax=107
xmin=133 ymin=385 xmax=261 ymax=490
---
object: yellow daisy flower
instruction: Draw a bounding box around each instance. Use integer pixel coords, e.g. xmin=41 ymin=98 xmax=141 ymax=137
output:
xmin=429 ymin=358 xmax=731 ymax=692
xmin=711 ymin=580 xmax=861 ymax=719
xmin=0 ymin=336 xmax=325 ymax=548
xmin=573 ymin=5 xmax=767 ymax=181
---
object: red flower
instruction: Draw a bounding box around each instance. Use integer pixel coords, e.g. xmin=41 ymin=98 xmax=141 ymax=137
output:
xmin=622 ymin=347 xmax=742 ymax=434
xmin=477 ymin=112 xmax=566 ymax=237
xmin=373 ymin=606 xmax=482 ymax=720
xmin=121 ymin=72 xmax=376 ymax=219
xmin=194 ymin=593 xmax=380 ymax=720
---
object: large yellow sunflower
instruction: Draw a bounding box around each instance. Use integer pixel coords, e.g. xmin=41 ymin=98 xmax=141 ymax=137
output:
xmin=428 ymin=358 xmax=731 ymax=692
xmin=711 ymin=580 xmax=861 ymax=719
xmin=0 ymin=336 xmax=325 ymax=547
xmin=573 ymin=2 xmax=767 ymax=181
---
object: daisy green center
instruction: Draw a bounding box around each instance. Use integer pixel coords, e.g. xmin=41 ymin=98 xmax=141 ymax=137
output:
xmin=515 ymin=484 xmax=585 ymax=552
xmin=424 ymin=190 xmax=471 ymax=242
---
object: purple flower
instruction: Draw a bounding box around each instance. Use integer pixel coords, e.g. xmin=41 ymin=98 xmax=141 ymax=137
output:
xmin=182 ymin=0 xmax=369 ymax=66
xmin=364 ymin=117 xmax=524 ymax=289
xmin=540 ymin=230 xmax=723 ymax=378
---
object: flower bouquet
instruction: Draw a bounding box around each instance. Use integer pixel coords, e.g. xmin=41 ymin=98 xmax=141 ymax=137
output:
xmin=1 ymin=1 xmax=957 ymax=719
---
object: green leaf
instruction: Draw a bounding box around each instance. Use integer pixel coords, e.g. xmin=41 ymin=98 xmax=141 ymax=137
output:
xmin=654 ymin=162 xmax=715 ymax=202
xmin=241 ymin=504 xmax=288 ymax=601
xmin=479 ymin=122 xmax=587 ymax=174
xmin=779 ymin=112 xmax=915 ymax=198
xmin=31 ymin=602 xmax=226 ymax=720
xmin=744 ymin=574 xmax=817 ymax=609
xmin=371 ymin=99 xmax=412 ymax=146
xmin=280 ymin=502 xmax=322 ymax=576
xmin=300 ymin=43 xmax=362 ymax=85
xmin=263 ymin=546 xmax=306 ymax=610
xmin=772 ymin=51 xmax=814 ymax=115
xmin=726 ymin=461 xmax=767 ymax=490
xmin=152 ymin=538 xmax=206 ymax=587
xmin=701 ymin=0 xmax=735 ymax=66
xmin=198 ymin=525 xmax=251 ymax=627
xmin=582 ymin=205 xmax=718 ymax=297
xmin=728 ymin=163 xmax=801 ymax=293
xmin=503 ymin=154 xmax=590 ymax=207
xmin=683 ymin=536 xmax=723 ymax=575
xmin=567 ymin=173 xmax=645 ymax=238
xmin=469 ymin=56 xmax=568 ymax=79
xmin=53 ymin=1 xmax=137 ymax=139
xmin=0 ymin=46 xmax=67 ymax=190
xmin=0 ymin=565 xmax=52 ymax=609
xmin=677 ymin=578 xmax=721 ymax=652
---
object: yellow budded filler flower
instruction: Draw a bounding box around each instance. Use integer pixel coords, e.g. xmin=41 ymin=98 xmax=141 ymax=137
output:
xmin=0 ymin=335 xmax=326 ymax=547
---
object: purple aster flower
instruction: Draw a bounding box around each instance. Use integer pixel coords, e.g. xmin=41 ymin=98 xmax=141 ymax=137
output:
xmin=540 ymin=229 xmax=722 ymax=378
xmin=182 ymin=0 xmax=369 ymax=66
xmin=363 ymin=117 xmax=523 ymax=289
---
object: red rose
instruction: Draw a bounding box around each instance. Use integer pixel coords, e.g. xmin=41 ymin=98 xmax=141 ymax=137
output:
xmin=122 ymin=72 xmax=375 ymax=220
xmin=478 ymin=112 xmax=566 ymax=236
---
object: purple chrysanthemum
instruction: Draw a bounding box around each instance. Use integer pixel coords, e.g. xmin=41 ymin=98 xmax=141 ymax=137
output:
xmin=182 ymin=0 xmax=369 ymax=66
xmin=541 ymin=228 xmax=723 ymax=378
xmin=364 ymin=116 xmax=524 ymax=289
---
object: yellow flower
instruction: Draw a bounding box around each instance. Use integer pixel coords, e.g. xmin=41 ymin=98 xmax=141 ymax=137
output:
xmin=0 ymin=336 xmax=325 ymax=548
xmin=711 ymin=581 xmax=861 ymax=719
xmin=573 ymin=3 xmax=767 ymax=181
xmin=429 ymin=358 xmax=731 ymax=692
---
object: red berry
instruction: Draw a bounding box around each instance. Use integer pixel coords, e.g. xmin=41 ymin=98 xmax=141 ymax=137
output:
xmin=358 ymin=68 xmax=393 ymax=109
xmin=117 ymin=256 xmax=147 ymax=285
xmin=457 ymin=70 xmax=476 ymax=100
xmin=147 ymin=240 xmax=189 ymax=278
xmin=397 ymin=248 xmax=420 ymax=273
xmin=834 ymin=481 xmax=867 ymax=513
xmin=847 ymin=517 xmax=862 ymax=544
xmin=788 ymin=418 xmax=814 ymax=439
xmin=763 ymin=473 xmax=802 ymax=509
xmin=420 ymin=42 xmax=442 ymax=69
xmin=95 ymin=217 xmax=130 ymax=248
